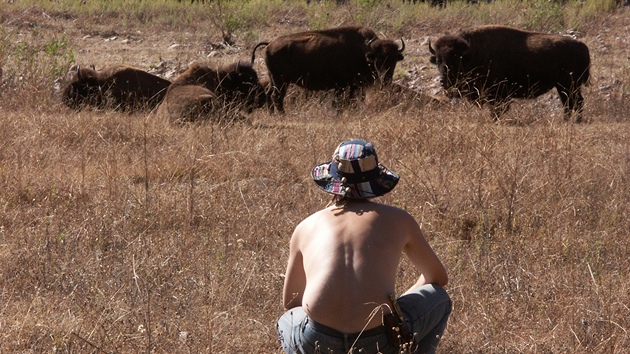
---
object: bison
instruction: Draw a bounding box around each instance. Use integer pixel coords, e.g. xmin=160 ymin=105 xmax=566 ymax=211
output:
xmin=429 ymin=25 xmax=590 ymax=122
xmin=167 ymin=61 xmax=266 ymax=113
xmin=62 ymin=65 xmax=172 ymax=112
xmin=252 ymin=26 xmax=405 ymax=113
xmin=403 ymin=0 xmax=486 ymax=7
xmin=156 ymin=85 xmax=219 ymax=124
xmin=157 ymin=60 xmax=265 ymax=123
xmin=402 ymin=0 xmax=446 ymax=7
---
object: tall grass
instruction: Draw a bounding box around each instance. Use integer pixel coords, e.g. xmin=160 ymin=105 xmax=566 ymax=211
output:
xmin=0 ymin=0 xmax=628 ymax=353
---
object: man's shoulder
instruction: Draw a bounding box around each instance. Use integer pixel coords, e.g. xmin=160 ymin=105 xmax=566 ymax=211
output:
xmin=294 ymin=208 xmax=328 ymax=229
xmin=365 ymin=201 xmax=412 ymax=215
xmin=298 ymin=201 xmax=413 ymax=222
xmin=337 ymin=201 xmax=416 ymax=223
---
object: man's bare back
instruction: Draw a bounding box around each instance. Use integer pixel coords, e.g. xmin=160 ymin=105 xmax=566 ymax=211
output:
xmin=283 ymin=199 xmax=448 ymax=333
xmin=278 ymin=139 xmax=450 ymax=354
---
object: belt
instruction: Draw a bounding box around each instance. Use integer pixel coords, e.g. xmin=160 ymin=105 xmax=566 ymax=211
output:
xmin=307 ymin=318 xmax=386 ymax=339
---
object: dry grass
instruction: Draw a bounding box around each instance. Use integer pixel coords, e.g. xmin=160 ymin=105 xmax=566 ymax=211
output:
xmin=1 ymin=1 xmax=628 ymax=353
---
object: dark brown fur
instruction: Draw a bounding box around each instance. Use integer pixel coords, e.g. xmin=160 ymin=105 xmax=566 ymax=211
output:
xmin=168 ymin=61 xmax=266 ymax=113
xmin=429 ymin=25 xmax=590 ymax=122
xmin=156 ymin=85 xmax=218 ymax=123
xmin=253 ymin=26 xmax=405 ymax=113
xmin=62 ymin=65 xmax=171 ymax=112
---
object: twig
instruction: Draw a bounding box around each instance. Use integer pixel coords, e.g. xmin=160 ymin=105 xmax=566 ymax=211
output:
xmin=586 ymin=262 xmax=599 ymax=293
xmin=71 ymin=331 xmax=112 ymax=354
xmin=132 ymin=254 xmax=141 ymax=294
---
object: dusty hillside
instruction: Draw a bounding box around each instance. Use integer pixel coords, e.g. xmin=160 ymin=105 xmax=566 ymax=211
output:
xmin=3 ymin=2 xmax=628 ymax=114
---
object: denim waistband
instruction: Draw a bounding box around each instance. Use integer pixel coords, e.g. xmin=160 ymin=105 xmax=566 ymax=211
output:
xmin=306 ymin=318 xmax=386 ymax=339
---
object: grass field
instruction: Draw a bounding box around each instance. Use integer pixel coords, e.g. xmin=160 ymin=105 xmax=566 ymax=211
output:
xmin=1 ymin=0 xmax=628 ymax=352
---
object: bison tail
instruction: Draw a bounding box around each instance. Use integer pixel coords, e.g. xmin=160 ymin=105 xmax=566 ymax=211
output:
xmin=582 ymin=66 xmax=591 ymax=86
xmin=578 ymin=44 xmax=591 ymax=86
xmin=251 ymin=42 xmax=270 ymax=64
xmin=572 ymin=66 xmax=591 ymax=88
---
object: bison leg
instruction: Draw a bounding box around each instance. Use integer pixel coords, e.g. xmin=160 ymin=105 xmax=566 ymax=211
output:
xmin=333 ymin=87 xmax=352 ymax=111
xmin=574 ymin=91 xmax=584 ymax=123
xmin=557 ymin=85 xmax=584 ymax=123
xmin=269 ymin=82 xmax=287 ymax=114
xmin=332 ymin=85 xmax=364 ymax=111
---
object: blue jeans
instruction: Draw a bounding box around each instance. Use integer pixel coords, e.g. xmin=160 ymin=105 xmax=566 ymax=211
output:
xmin=277 ymin=284 xmax=452 ymax=354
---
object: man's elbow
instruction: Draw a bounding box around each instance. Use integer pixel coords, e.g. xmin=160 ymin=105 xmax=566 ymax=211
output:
xmin=283 ymin=300 xmax=298 ymax=310
xmin=283 ymin=293 xmax=302 ymax=310
xmin=437 ymin=268 xmax=449 ymax=286
xmin=428 ymin=272 xmax=448 ymax=287
xmin=437 ymin=274 xmax=448 ymax=287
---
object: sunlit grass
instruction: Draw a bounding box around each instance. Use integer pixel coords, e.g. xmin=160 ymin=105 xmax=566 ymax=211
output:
xmin=0 ymin=0 xmax=628 ymax=352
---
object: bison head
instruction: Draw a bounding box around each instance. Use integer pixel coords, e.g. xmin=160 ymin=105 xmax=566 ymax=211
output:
xmin=217 ymin=61 xmax=267 ymax=112
xmin=62 ymin=66 xmax=102 ymax=109
xmin=429 ymin=35 xmax=471 ymax=91
xmin=366 ymin=38 xmax=405 ymax=86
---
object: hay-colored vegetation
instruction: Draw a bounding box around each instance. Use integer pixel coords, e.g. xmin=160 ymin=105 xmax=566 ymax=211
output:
xmin=0 ymin=0 xmax=628 ymax=352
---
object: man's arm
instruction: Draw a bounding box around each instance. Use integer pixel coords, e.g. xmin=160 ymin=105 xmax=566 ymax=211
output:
xmin=402 ymin=215 xmax=448 ymax=293
xmin=282 ymin=228 xmax=307 ymax=309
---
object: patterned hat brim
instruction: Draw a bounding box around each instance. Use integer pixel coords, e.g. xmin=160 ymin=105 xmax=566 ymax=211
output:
xmin=311 ymin=161 xmax=399 ymax=199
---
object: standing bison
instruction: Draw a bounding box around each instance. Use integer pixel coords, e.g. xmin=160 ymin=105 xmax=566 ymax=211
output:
xmin=157 ymin=60 xmax=266 ymax=123
xmin=62 ymin=65 xmax=172 ymax=112
xmin=429 ymin=25 xmax=590 ymax=122
xmin=253 ymin=26 xmax=405 ymax=113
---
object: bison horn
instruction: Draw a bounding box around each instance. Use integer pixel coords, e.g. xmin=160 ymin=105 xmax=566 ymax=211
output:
xmin=398 ymin=38 xmax=405 ymax=53
xmin=428 ymin=40 xmax=435 ymax=55
xmin=77 ymin=65 xmax=82 ymax=80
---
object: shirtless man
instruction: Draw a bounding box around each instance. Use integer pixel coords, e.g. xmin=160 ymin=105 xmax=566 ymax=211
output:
xmin=277 ymin=139 xmax=452 ymax=354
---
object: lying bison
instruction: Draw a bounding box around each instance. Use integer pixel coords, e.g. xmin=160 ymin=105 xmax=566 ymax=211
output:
xmin=156 ymin=85 xmax=219 ymax=124
xmin=167 ymin=61 xmax=266 ymax=113
xmin=429 ymin=25 xmax=590 ymax=122
xmin=157 ymin=60 xmax=265 ymax=123
xmin=253 ymin=26 xmax=405 ymax=113
xmin=62 ymin=65 xmax=171 ymax=112
xmin=402 ymin=0 xmax=446 ymax=7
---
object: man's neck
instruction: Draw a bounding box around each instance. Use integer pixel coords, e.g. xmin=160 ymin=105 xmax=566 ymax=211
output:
xmin=331 ymin=196 xmax=374 ymax=208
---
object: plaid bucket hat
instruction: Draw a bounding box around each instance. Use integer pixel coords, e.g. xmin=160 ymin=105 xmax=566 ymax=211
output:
xmin=311 ymin=139 xmax=399 ymax=199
